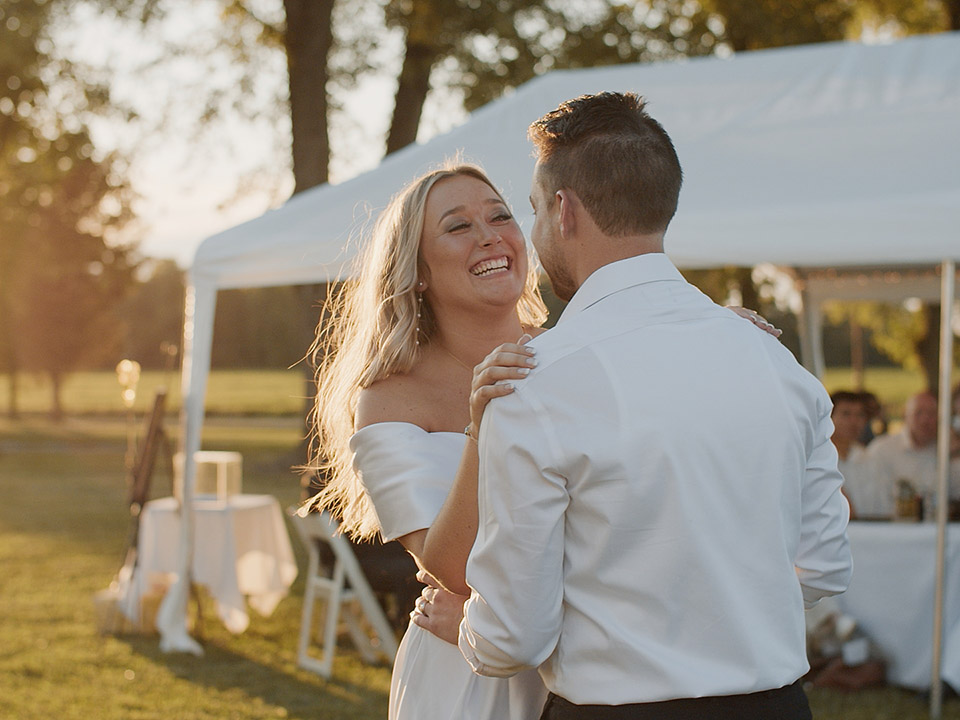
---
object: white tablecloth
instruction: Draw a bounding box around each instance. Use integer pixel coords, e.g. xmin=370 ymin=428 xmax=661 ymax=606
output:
xmin=127 ymin=494 xmax=298 ymax=633
xmin=837 ymin=522 xmax=960 ymax=689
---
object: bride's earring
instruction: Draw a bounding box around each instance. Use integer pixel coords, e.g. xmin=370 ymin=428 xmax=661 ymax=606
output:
xmin=415 ymin=284 xmax=423 ymax=346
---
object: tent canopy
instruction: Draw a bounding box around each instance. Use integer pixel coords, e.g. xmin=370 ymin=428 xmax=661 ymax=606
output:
xmin=192 ymin=31 xmax=960 ymax=291
xmin=160 ymin=32 xmax=960 ymax=656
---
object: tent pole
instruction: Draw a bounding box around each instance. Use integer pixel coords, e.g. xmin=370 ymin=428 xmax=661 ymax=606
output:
xmin=930 ymin=259 xmax=956 ymax=719
xmin=155 ymin=280 xmax=217 ymax=656
xmin=798 ymin=287 xmax=825 ymax=378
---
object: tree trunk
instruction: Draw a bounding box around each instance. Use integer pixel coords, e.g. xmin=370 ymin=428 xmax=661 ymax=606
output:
xmin=917 ymin=302 xmax=941 ymax=395
xmin=282 ymin=0 xmax=334 ymax=464
xmin=850 ymin=316 xmax=864 ymax=391
xmin=5 ymin=370 xmax=18 ymax=420
xmin=733 ymin=267 xmax=761 ymax=312
xmin=283 ymin=0 xmax=334 ymax=195
xmin=50 ymin=371 xmax=63 ymax=422
xmin=947 ymin=0 xmax=960 ymax=30
xmin=385 ymin=40 xmax=438 ymax=155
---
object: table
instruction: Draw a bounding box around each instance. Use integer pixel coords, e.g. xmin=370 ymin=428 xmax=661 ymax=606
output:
xmin=127 ymin=494 xmax=298 ymax=634
xmin=837 ymin=522 xmax=960 ymax=689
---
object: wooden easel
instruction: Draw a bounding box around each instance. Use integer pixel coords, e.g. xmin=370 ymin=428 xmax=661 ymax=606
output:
xmin=122 ymin=389 xmax=174 ymax=569
xmin=115 ymin=389 xmax=205 ymax=636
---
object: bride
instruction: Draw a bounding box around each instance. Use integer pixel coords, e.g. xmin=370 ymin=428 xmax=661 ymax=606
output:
xmin=305 ymin=162 xmax=550 ymax=719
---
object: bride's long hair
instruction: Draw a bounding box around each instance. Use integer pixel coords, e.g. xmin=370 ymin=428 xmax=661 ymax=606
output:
xmin=303 ymin=162 xmax=547 ymax=540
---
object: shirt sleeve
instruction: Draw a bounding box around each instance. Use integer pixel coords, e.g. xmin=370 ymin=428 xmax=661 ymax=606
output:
xmin=459 ymin=388 xmax=566 ymax=677
xmin=795 ymin=392 xmax=854 ymax=608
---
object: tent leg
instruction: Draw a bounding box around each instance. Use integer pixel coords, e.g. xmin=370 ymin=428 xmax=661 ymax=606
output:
xmin=930 ymin=259 xmax=956 ymax=719
xmin=798 ymin=287 xmax=825 ymax=378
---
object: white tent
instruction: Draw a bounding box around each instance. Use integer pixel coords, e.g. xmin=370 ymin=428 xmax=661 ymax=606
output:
xmin=161 ymin=31 xmax=960 ymax=700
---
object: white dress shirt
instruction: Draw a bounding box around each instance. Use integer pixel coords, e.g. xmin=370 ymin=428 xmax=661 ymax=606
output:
xmin=836 ymin=444 xmax=883 ymax=517
xmin=863 ymin=429 xmax=960 ymax=518
xmin=459 ymin=253 xmax=852 ymax=705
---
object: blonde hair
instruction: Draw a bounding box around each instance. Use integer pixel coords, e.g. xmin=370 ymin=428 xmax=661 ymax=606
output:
xmin=303 ymin=162 xmax=547 ymax=540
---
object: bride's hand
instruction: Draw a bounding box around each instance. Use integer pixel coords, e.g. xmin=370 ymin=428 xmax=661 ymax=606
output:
xmin=466 ymin=333 xmax=537 ymax=440
xmin=728 ymin=306 xmax=782 ymax=338
xmin=411 ymin=569 xmax=470 ymax=645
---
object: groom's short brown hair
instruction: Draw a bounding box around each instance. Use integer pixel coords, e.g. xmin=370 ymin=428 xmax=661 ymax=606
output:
xmin=528 ymin=92 xmax=682 ymax=237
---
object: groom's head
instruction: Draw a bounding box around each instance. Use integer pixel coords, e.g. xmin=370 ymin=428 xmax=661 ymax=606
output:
xmin=528 ymin=92 xmax=682 ymax=238
xmin=526 ymin=92 xmax=683 ymax=300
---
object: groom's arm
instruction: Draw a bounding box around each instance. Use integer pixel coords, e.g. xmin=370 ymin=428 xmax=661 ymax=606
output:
xmin=458 ymin=388 xmax=566 ymax=677
xmin=795 ymin=383 xmax=853 ymax=607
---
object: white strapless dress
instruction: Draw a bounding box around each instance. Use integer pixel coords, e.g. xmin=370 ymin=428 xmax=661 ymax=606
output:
xmin=350 ymin=422 xmax=548 ymax=720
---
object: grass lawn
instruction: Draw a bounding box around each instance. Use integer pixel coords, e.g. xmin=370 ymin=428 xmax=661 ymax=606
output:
xmin=0 ymin=415 xmax=390 ymax=720
xmin=1 ymin=368 xmax=308 ymax=417
xmin=2 ymin=367 xmax=959 ymax=718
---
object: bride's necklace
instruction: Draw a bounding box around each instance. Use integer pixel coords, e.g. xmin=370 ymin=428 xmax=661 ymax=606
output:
xmin=438 ymin=343 xmax=475 ymax=373
xmin=438 ymin=325 xmax=530 ymax=373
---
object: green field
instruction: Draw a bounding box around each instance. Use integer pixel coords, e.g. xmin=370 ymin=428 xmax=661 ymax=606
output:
xmin=1 ymin=364 xmax=947 ymax=421
xmin=0 ymin=414 xmax=391 ymax=720
xmin=0 ymin=368 xmax=309 ymax=417
xmin=2 ymin=368 xmax=959 ymax=718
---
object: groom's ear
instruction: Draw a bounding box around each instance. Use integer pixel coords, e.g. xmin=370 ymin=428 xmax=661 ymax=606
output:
xmin=556 ymin=189 xmax=576 ymax=239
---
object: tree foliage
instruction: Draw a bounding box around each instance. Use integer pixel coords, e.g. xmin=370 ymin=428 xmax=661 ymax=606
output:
xmin=118 ymin=259 xmax=185 ymax=368
xmin=0 ymin=0 xmax=137 ymax=419
xmin=824 ymin=300 xmax=960 ymax=393
xmin=382 ymin=0 xmax=725 ymax=151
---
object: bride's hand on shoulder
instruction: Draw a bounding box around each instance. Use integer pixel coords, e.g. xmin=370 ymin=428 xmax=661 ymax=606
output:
xmin=466 ymin=333 xmax=537 ymax=439
xmin=728 ymin=306 xmax=782 ymax=338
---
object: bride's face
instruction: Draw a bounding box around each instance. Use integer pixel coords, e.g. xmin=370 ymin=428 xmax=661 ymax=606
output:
xmin=418 ymin=175 xmax=528 ymax=316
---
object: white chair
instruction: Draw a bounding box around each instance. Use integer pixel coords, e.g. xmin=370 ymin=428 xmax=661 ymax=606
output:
xmin=289 ymin=509 xmax=399 ymax=677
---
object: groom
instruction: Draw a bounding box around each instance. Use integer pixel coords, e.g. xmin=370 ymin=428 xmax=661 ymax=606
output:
xmin=458 ymin=92 xmax=852 ymax=719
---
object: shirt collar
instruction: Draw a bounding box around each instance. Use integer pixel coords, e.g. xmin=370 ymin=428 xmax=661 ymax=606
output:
xmin=556 ymin=252 xmax=685 ymax=325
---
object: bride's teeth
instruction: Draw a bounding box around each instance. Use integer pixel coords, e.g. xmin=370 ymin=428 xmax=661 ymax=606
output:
xmin=472 ymin=257 xmax=509 ymax=276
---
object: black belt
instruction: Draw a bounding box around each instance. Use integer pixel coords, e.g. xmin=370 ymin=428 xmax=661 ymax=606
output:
xmin=539 ymin=680 xmax=811 ymax=720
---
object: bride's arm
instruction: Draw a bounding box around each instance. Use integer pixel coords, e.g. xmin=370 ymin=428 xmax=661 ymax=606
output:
xmin=409 ymin=339 xmax=536 ymax=595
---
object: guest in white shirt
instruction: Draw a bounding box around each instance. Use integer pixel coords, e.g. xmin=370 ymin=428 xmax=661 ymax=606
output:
xmin=458 ymin=92 xmax=852 ymax=720
xmin=865 ymin=391 xmax=960 ymax=519
xmin=828 ymin=390 xmax=872 ymax=517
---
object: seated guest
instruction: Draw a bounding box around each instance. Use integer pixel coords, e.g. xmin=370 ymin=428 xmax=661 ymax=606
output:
xmin=864 ymin=391 xmax=960 ymax=519
xmin=829 ymin=390 xmax=869 ymax=517
xmin=857 ymin=390 xmax=885 ymax=446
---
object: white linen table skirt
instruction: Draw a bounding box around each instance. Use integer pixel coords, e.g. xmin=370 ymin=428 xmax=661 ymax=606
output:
xmin=837 ymin=522 xmax=960 ymax=690
xmin=128 ymin=494 xmax=298 ymax=633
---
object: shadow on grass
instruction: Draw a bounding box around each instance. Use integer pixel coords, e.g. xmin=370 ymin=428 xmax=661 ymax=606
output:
xmin=123 ymin=632 xmax=390 ymax=720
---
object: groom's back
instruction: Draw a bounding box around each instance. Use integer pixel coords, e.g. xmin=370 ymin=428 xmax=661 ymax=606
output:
xmin=467 ymin=254 xmax=851 ymax=706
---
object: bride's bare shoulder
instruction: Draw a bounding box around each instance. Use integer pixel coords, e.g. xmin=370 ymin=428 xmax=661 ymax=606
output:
xmin=355 ymin=369 xmax=438 ymax=431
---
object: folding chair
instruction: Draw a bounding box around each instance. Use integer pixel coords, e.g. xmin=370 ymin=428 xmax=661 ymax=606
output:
xmin=289 ymin=509 xmax=401 ymax=677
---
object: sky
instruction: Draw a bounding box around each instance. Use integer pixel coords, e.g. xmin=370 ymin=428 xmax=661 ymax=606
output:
xmin=60 ymin=2 xmax=467 ymax=268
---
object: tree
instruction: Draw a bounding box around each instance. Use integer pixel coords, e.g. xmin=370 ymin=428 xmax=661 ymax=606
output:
xmin=825 ymin=300 xmax=960 ymax=395
xmin=0 ymin=0 xmax=137 ymax=419
xmin=382 ymin=0 xmax=724 ymax=152
xmin=117 ymin=259 xmax=185 ymax=369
